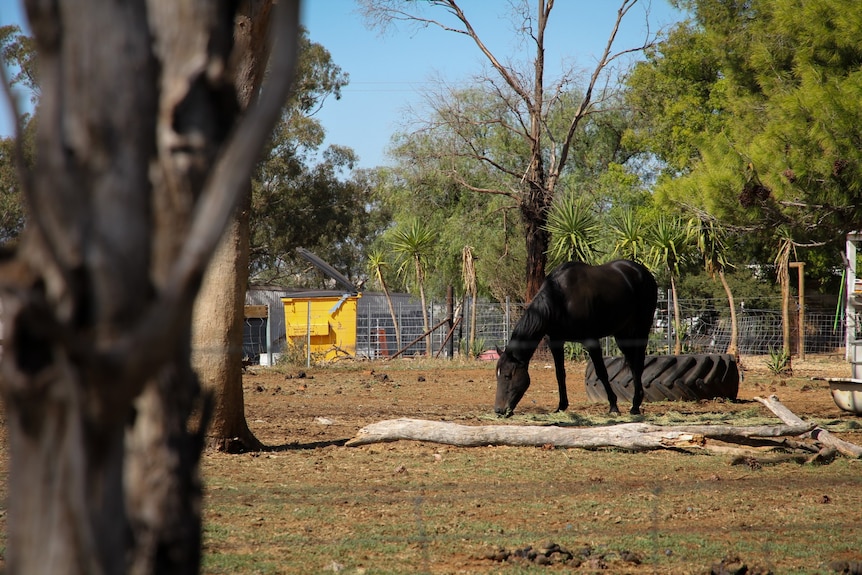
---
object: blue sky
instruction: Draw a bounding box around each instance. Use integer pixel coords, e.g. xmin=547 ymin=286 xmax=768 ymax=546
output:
xmin=1 ymin=1 xmax=683 ymax=169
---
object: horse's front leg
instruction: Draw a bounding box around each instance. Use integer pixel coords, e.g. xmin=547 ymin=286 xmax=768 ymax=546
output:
xmin=586 ymin=341 xmax=619 ymax=414
xmin=548 ymin=339 xmax=568 ymax=412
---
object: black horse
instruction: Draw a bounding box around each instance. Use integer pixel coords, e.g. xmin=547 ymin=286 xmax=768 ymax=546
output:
xmin=495 ymin=259 xmax=657 ymax=416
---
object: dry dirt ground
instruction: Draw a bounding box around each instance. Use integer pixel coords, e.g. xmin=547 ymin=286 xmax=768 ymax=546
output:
xmin=1 ymin=354 xmax=861 ymax=574
xmin=201 ymin=353 xmax=862 ymax=575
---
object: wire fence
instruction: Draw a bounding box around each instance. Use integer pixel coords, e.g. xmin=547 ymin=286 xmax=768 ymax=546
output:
xmin=245 ymin=290 xmax=847 ymax=363
xmin=354 ymin=295 xmax=845 ymax=359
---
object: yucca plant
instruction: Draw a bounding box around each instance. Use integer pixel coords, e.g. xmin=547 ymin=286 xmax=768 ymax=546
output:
xmin=544 ymin=193 xmax=599 ymax=268
xmin=367 ymin=248 xmax=402 ymax=352
xmin=390 ymin=220 xmax=437 ymax=355
xmin=609 ymin=207 xmax=649 ymax=263
xmin=648 ymin=215 xmax=694 ymax=355
xmin=690 ymin=216 xmax=738 ymax=356
xmin=766 ymin=346 xmax=792 ymax=376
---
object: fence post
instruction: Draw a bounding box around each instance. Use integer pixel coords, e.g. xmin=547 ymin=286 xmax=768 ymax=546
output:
xmin=790 ymin=262 xmax=805 ymax=359
xmin=429 ymin=300 xmax=434 ymax=356
xmin=447 ymin=286 xmax=454 ymax=359
xmin=306 ymin=299 xmax=311 ymax=368
xmin=666 ymin=289 xmax=673 ymax=352
xmin=504 ymin=296 xmax=510 ymax=346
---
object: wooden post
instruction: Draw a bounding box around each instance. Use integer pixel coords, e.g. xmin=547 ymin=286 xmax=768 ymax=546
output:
xmin=789 ymin=262 xmax=805 ymax=359
xmin=446 ymin=285 xmax=454 ymax=359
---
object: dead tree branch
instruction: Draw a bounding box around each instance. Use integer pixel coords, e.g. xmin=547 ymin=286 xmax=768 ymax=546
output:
xmin=346 ymin=418 xmax=813 ymax=451
xmin=754 ymin=395 xmax=862 ymax=458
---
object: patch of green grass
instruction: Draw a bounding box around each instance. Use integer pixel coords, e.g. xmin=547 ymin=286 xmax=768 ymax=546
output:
xmin=202 ymin=552 xmax=283 ymax=574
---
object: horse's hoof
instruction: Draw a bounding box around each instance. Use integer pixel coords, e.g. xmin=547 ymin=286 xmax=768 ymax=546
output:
xmin=630 ymin=408 xmax=642 ymax=415
xmin=608 ymin=406 xmax=620 ymax=415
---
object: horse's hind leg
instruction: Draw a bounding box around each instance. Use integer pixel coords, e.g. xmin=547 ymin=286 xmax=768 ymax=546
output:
xmin=586 ymin=341 xmax=618 ymax=414
xmin=620 ymin=342 xmax=647 ymax=415
xmin=548 ymin=339 xmax=568 ymax=412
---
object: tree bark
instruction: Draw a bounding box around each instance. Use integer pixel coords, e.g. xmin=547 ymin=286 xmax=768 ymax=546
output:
xmin=754 ymin=395 xmax=862 ymax=458
xmin=719 ymin=269 xmax=739 ymax=356
xmin=0 ymin=1 xmax=298 ymax=572
xmin=193 ymin=214 xmax=262 ymax=452
xmin=346 ymin=418 xmax=813 ymax=451
xmin=522 ymin=192 xmax=550 ymax=301
xmin=192 ymin=0 xmax=274 ymax=452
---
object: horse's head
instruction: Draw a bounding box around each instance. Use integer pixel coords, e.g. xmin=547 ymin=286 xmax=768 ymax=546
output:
xmin=494 ymin=347 xmax=530 ymax=417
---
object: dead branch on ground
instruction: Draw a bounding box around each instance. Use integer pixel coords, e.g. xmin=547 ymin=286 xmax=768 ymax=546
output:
xmin=346 ymin=418 xmax=813 ymax=452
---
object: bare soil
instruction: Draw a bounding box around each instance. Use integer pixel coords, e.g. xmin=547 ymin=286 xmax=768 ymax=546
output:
xmin=201 ymin=353 xmax=862 ymax=574
xmin=2 ymin=354 xmax=861 ymax=574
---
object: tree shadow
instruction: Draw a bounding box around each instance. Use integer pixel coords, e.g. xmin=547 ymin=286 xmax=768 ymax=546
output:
xmin=267 ymin=438 xmax=350 ymax=451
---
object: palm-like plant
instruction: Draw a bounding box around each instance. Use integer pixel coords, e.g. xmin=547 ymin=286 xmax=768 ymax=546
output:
xmin=690 ymin=217 xmax=738 ymax=357
xmin=544 ymin=194 xmax=600 ymax=268
xmin=609 ymin=207 xmax=649 ymax=263
xmin=391 ymin=220 xmax=436 ymax=355
xmin=367 ymin=249 xmax=402 ymax=353
xmin=648 ymin=215 xmax=693 ymax=355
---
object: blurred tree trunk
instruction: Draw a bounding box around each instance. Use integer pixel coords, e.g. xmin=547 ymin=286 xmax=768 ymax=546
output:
xmin=0 ymin=1 xmax=298 ymax=573
xmin=192 ymin=0 xmax=274 ymax=453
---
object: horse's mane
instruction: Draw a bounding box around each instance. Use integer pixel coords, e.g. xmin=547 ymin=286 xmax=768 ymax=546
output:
xmin=507 ymin=287 xmax=552 ymax=358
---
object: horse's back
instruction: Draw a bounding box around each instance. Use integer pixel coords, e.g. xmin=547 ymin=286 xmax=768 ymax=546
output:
xmin=550 ymin=260 xmax=656 ymax=297
xmin=546 ymin=260 xmax=657 ymax=338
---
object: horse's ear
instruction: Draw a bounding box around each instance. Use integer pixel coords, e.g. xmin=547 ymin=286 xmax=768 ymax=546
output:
xmin=495 ymin=345 xmax=504 ymax=355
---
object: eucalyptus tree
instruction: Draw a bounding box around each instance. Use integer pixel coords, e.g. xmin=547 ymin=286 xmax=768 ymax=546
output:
xmin=248 ymin=33 xmax=387 ymax=286
xmin=381 ymin=118 xmax=522 ymax=301
xmin=194 ymin=22 xmax=365 ymax=452
xmin=361 ymin=0 xmax=656 ymax=300
xmin=0 ymin=25 xmax=37 ymax=245
xmin=0 ymin=2 xmax=299 ymax=573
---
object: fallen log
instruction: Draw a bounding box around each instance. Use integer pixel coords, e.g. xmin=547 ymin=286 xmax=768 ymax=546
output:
xmin=345 ymin=418 xmax=814 ymax=452
xmin=754 ymin=394 xmax=862 ymax=458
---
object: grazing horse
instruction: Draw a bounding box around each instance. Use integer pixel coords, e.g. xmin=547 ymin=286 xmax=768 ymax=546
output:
xmin=495 ymin=260 xmax=657 ymax=416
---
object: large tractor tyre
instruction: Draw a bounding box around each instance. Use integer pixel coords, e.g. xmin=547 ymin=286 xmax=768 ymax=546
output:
xmin=584 ymin=354 xmax=739 ymax=404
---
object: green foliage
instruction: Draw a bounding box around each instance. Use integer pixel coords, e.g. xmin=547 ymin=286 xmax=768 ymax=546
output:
xmin=543 ymin=192 xmax=600 ymax=268
xmin=0 ymin=25 xmax=38 ymax=246
xmin=677 ymin=268 xmax=778 ymax=309
xmin=647 ymin=215 xmax=694 ymax=278
xmin=627 ymin=0 xmax=862 ymax=289
xmin=563 ymin=342 xmax=589 ymax=361
xmin=460 ymin=336 xmax=486 ymax=359
xmin=624 ymin=20 xmax=725 ymax=175
xmin=0 ymin=132 xmax=30 ymax=245
xmin=249 ymin=31 xmax=390 ymax=286
xmin=765 ymin=346 xmax=792 ymax=376
xmin=608 ymin=207 xmax=652 ymax=264
xmin=1 ymin=24 xmax=39 ymax=102
xmin=389 ymin=220 xmax=437 ymax=291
